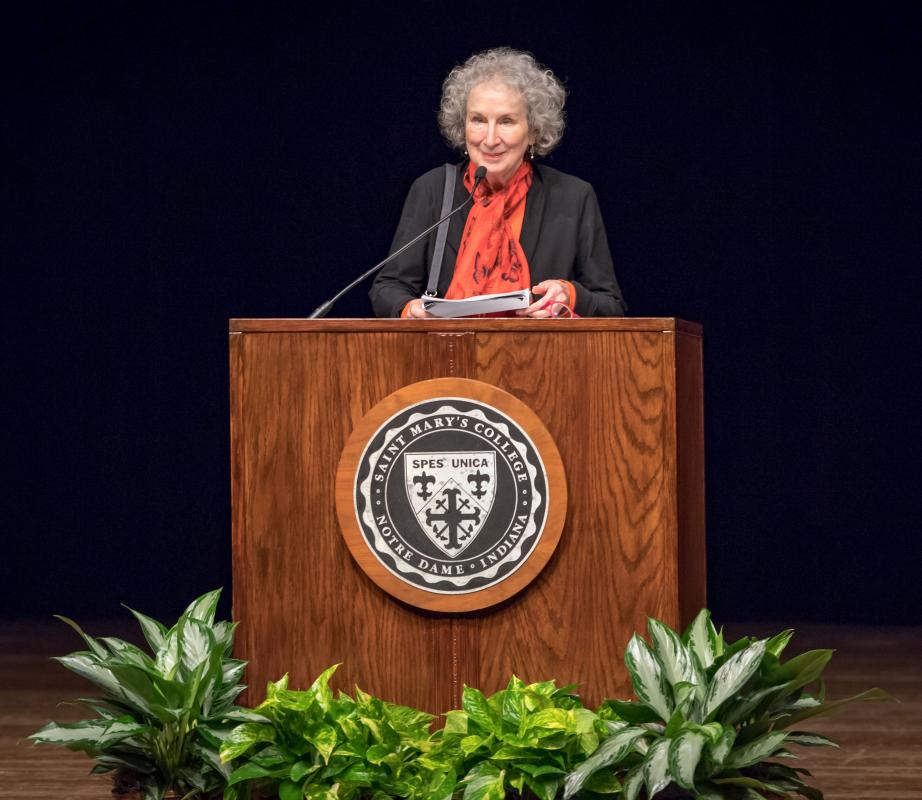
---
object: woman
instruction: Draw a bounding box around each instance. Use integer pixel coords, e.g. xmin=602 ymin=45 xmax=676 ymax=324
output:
xmin=370 ymin=48 xmax=626 ymax=319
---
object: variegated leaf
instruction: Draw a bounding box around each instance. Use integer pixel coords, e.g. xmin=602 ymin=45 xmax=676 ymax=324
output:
xmin=462 ymin=762 xmax=506 ymax=800
xmin=684 ymin=610 xmax=719 ymax=670
xmin=696 ymin=722 xmax=724 ymax=744
xmin=30 ymin=719 xmax=105 ymax=746
xmin=724 ymin=731 xmax=787 ymax=769
xmin=313 ymin=724 xmax=338 ymax=764
xmin=53 ymin=653 xmax=121 ymax=696
xmin=703 ymin=725 xmax=736 ymax=774
xmin=781 ymin=687 xmax=891 ymax=726
xmin=98 ymin=637 xmax=154 ymax=671
xmin=426 ymin=769 xmax=458 ymax=800
xmin=668 ymin=730 xmax=706 ymax=789
xmin=625 ymin=634 xmax=674 ymax=721
xmin=673 ymin=681 xmax=698 ymax=719
xmin=703 ymin=639 xmax=766 ymax=719
xmin=53 ymin=615 xmax=109 ymax=659
xmin=689 ymin=653 xmax=709 ymax=711
xmin=183 ymin=588 xmax=222 ymax=626
xmin=649 ymin=618 xmax=698 ymax=690
xmin=123 ymin=606 xmax=168 ymax=653
xmin=785 ymin=731 xmax=839 ymax=748
xmin=622 ymin=766 xmax=644 ymax=800
xmin=212 ymin=619 xmax=238 ymax=654
xmin=642 ymin=738 xmax=672 ymax=797
xmin=219 ymin=722 xmax=276 ymax=762
xmin=462 ymin=686 xmax=500 ymax=734
xmin=563 ymin=727 xmax=648 ymax=798
xmin=308 ymin=663 xmax=338 ymax=709
xmin=720 ymin=684 xmax=783 ymax=726
xmin=154 ymin=627 xmax=181 ymax=679
xmin=180 ymin=618 xmax=216 ymax=673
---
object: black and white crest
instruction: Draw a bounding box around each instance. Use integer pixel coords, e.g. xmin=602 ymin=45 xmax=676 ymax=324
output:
xmin=404 ymin=451 xmax=496 ymax=557
xmin=354 ymin=398 xmax=549 ymax=594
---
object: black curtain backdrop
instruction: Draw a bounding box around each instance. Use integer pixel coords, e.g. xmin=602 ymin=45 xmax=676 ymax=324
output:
xmin=2 ymin=2 xmax=919 ymax=623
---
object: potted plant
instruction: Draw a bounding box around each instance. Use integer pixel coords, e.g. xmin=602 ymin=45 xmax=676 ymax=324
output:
xmin=220 ymin=672 xmax=606 ymax=800
xmin=425 ymin=677 xmax=603 ymax=800
xmin=29 ymin=588 xmax=264 ymax=800
xmin=562 ymin=610 xmax=889 ymax=800
xmin=218 ymin=665 xmax=443 ymax=800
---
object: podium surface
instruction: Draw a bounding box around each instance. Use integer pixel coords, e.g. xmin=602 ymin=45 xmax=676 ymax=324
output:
xmin=230 ymin=318 xmax=705 ymax=713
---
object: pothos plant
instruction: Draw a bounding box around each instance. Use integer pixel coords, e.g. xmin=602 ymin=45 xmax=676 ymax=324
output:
xmin=219 ymin=674 xmax=605 ymax=800
xmin=29 ymin=589 xmax=263 ymax=800
xmin=423 ymin=677 xmax=604 ymax=800
xmin=562 ymin=610 xmax=889 ymax=800
xmin=218 ymin=665 xmax=447 ymax=800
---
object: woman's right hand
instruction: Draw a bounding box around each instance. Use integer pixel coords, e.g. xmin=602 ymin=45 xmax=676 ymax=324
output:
xmin=404 ymin=299 xmax=434 ymax=318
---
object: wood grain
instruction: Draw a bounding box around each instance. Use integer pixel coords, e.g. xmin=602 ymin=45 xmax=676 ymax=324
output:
xmin=4 ymin=620 xmax=919 ymax=799
xmin=674 ymin=329 xmax=707 ymax=628
xmin=230 ymin=319 xmax=705 ymax=712
xmin=232 ymin=332 xmax=461 ymax=712
xmin=229 ymin=318 xmax=703 ymax=334
xmin=470 ymin=330 xmax=687 ymax=705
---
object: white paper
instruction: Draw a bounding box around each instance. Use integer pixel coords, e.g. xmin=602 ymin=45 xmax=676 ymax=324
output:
xmin=421 ymin=290 xmax=532 ymax=318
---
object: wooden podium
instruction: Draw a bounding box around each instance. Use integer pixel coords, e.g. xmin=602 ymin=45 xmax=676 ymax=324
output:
xmin=229 ymin=318 xmax=705 ymax=714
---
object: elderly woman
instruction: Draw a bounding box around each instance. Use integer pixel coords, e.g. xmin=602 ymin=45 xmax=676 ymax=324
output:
xmin=370 ymin=48 xmax=626 ymax=318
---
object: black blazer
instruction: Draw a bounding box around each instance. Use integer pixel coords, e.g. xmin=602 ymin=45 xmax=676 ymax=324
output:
xmin=369 ymin=162 xmax=627 ymax=318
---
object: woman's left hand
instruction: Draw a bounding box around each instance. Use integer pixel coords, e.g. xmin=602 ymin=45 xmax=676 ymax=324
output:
xmin=517 ymin=280 xmax=570 ymax=317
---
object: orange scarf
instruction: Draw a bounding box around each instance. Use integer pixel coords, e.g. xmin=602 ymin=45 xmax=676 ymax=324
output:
xmin=445 ymin=161 xmax=532 ymax=299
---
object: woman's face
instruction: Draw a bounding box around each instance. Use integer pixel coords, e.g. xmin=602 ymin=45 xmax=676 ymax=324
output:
xmin=465 ymin=81 xmax=535 ymax=187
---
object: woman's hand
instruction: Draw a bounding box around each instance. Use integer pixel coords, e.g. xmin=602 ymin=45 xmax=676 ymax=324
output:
xmin=517 ymin=280 xmax=571 ymax=317
xmin=404 ymin=299 xmax=434 ymax=318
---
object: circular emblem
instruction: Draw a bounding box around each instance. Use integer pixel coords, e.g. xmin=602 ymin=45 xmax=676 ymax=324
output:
xmin=336 ymin=379 xmax=566 ymax=612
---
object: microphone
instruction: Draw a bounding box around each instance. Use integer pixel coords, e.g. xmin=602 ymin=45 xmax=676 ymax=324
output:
xmin=308 ymin=166 xmax=488 ymax=319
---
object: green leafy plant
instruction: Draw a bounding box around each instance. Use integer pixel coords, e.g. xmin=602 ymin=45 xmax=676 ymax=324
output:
xmin=32 ymin=597 xmax=888 ymax=800
xmin=563 ymin=610 xmax=889 ymax=800
xmin=29 ymin=589 xmax=262 ymax=800
xmin=425 ymin=677 xmax=603 ymax=800
xmin=219 ymin=665 xmax=447 ymax=800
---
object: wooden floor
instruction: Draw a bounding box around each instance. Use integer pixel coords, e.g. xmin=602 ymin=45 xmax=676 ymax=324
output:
xmin=1 ymin=619 xmax=919 ymax=799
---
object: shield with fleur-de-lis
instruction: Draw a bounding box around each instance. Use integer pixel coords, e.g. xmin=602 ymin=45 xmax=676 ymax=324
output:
xmin=404 ymin=452 xmax=496 ymax=557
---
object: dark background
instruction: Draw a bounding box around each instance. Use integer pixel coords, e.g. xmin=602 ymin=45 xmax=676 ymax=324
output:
xmin=2 ymin=2 xmax=919 ymax=624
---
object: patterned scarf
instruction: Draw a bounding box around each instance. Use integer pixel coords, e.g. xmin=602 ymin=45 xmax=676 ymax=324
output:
xmin=445 ymin=160 xmax=532 ymax=299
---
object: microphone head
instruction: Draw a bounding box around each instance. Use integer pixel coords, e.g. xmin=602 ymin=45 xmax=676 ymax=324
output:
xmin=474 ymin=166 xmax=487 ymax=181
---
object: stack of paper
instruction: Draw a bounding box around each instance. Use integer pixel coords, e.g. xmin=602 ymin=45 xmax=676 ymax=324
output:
xmin=421 ymin=290 xmax=532 ymax=318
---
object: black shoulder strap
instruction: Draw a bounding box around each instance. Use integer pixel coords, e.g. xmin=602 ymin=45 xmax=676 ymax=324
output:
xmin=424 ymin=163 xmax=457 ymax=297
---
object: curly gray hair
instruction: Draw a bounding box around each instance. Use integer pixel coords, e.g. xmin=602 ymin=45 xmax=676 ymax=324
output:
xmin=438 ymin=48 xmax=567 ymax=157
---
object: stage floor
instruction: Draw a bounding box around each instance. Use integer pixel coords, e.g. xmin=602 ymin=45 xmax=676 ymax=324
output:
xmin=1 ymin=620 xmax=919 ymax=798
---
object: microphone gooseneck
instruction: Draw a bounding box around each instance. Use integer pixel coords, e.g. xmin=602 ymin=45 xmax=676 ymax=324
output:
xmin=308 ymin=167 xmax=488 ymax=319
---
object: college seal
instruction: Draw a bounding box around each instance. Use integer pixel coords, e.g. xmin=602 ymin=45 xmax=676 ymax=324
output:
xmin=336 ymin=378 xmax=566 ymax=612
